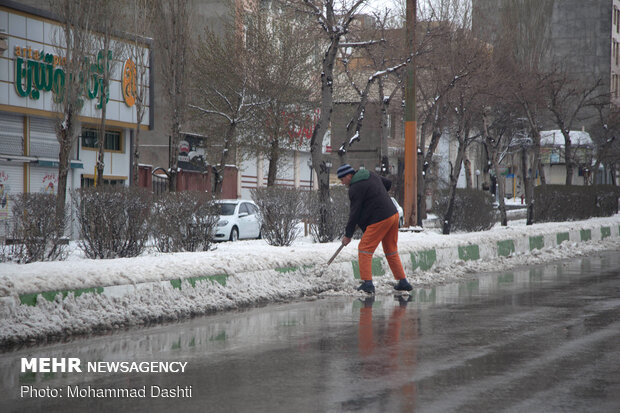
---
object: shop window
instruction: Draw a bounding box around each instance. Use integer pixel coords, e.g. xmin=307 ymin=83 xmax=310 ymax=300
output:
xmin=81 ymin=128 xmax=122 ymax=151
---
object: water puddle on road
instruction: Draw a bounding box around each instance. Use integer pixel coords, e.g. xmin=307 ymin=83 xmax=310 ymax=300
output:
xmin=2 ymin=249 xmax=619 ymax=412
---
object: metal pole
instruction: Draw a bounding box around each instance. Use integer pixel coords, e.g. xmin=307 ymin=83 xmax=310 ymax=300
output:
xmin=404 ymin=0 xmax=417 ymax=227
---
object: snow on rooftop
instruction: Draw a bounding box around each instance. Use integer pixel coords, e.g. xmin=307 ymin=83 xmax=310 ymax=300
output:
xmin=540 ymin=130 xmax=593 ymax=147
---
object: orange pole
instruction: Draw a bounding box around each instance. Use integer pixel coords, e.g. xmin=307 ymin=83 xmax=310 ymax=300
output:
xmin=404 ymin=0 xmax=417 ymax=227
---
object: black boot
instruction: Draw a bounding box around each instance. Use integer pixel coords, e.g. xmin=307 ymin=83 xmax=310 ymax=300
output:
xmin=394 ymin=278 xmax=413 ymax=291
xmin=357 ymin=280 xmax=375 ymax=294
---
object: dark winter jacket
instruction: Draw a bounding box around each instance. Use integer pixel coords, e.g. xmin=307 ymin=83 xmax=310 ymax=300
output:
xmin=345 ymin=169 xmax=397 ymax=238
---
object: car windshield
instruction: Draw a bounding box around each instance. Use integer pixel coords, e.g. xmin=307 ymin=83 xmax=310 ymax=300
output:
xmin=218 ymin=203 xmax=236 ymax=216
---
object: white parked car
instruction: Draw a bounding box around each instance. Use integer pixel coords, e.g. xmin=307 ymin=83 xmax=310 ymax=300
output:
xmin=391 ymin=197 xmax=404 ymax=227
xmin=213 ymin=199 xmax=261 ymax=242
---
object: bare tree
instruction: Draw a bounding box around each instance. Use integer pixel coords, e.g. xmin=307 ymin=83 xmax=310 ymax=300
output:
xmin=440 ymin=26 xmax=488 ymax=234
xmin=190 ymin=23 xmax=265 ymax=196
xmin=336 ymin=9 xmax=410 ymax=161
xmin=94 ymin=0 xmax=125 ymax=185
xmin=250 ymin=5 xmax=319 ymax=186
xmin=51 ymin=0 xmax=95 ymax=235
xmin=416 ymin=18 xmax=469 ymax=225
xmin=590 ymin=104 xmax=620 ymax=185
xmin=544 ymin=69 xmax=603 ymax=185
xmin=497 ymin=0 xmax=555 ymax=225
xmin=127 ymin=0 xmax=152 ymax=186
xmin=289 ymin=0 xmax=369 ymax=242
xmin=481 ymin=106 xmax=517 ymax=226
xmin=154 ymin=0 xmax=193 ymax=192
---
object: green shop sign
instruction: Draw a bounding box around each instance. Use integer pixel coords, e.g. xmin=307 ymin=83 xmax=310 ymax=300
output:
xmin=14 ymin=45 xmax=111 ymax=108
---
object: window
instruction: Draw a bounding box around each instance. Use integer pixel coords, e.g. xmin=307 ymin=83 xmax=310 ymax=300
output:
xmin=240 ymin=203 xmax=251 ymax=215
xmin=248 ymin=204 xmax=259 ymax=215
xmin=218 ymin=203 xmax=236 ymax=216
xmin=81 ymin=128 xmax=122 ymax=151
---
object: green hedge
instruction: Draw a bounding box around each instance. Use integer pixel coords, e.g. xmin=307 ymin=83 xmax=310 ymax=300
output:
xmin=534 ymin=185 xmax=620 ymax=223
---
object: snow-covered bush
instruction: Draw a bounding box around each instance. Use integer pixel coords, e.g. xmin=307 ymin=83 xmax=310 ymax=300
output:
xmin=252 ymin=187 xmax=304 ymax=246
xmin=434 ymin=188 xmax=496 ymax=232
xmin=73 ymin=186 xmax=151 ymax=259
xmin=4 ymin=193 xmax=67 ymax=263
xmin=305 ymin=186 xmax=350 ymax=243
xmin=151 ymin=191 xmax=218 ymax=252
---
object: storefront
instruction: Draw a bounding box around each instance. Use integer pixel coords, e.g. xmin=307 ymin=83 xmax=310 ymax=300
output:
xmin=0 ymin=3 xmax=151 ymax=237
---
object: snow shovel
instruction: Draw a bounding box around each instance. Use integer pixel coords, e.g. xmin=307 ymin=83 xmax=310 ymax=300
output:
xmin=317 ymin=243 xmax=346 ymax=277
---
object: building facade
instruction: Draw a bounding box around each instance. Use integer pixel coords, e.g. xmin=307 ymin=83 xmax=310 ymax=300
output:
xmin=0 ymin=2 xmax=152 ymax=236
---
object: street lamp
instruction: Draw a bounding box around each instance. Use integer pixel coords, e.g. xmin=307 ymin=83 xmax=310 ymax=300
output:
xmin=475 ymin=169 xmax=480 ymax=189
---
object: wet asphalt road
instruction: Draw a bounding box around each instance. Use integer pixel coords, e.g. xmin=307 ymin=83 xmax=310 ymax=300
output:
xmin=1 ymin=249 xmax=620 ymax=413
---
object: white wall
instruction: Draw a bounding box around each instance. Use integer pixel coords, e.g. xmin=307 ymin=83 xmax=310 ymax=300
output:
xmin=239 ymin=149 xmax=313 ymax=200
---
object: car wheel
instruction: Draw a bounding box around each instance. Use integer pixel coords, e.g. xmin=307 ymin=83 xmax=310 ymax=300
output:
xmin=230 ymin=227 xmax=239 ymax=242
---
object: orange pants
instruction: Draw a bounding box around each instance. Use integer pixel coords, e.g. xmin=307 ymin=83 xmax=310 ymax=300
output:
xmin=358 ymin=213 xmax=406 ymax=281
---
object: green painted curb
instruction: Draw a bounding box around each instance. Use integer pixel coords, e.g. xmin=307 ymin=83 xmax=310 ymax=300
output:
xmin=410 ymin=249 xmax=437 ymax=271
xmin=556 ymin=232 xmax=570 ymax=245
xmin=275 ymin=265 xmax=313 ymax=274
xmin=580 ymin=229 xmax=591 ymax=242
xmin=601 ymin=226 xmax=611 ymax=239
xmin=170 ymin=274 xmax=228 ymax=290
xmin=275 ymin=266 xmax=298 ymax=273
xmin=19 ymin=287 xmax=104 ymax=307
xmin=529 ymin=235 xmax=544 ymax=251
xmin=458 ymin=244 xmax=480 ymax=261
xmin=210 ymin=331 xmax=226 ymax=341
xmin=497 ymin=240 xmax=515 ymax=257
xmin=352 ymin=258 xmax=386 ymax=279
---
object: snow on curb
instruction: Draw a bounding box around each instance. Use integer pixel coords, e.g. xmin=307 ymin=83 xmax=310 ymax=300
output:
xmin=0 ymin=217 xmax=619 ymax=345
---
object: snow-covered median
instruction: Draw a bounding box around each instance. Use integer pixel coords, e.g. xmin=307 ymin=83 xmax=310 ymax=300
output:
xmin=0 ymin=215 xmax=619 ymax=345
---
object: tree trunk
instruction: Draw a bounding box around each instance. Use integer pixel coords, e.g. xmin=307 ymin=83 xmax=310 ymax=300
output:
xmin=96 ymin=49 xmax=112 ymax=186
xmin=55 ymin=126 xmax=71 ymax=238
xmin=527 ymin=130 xmax=542 ymax=225
xmin=464 ymin=158 xmax=472 ymax=188
xmin=267 ymin=138 xmax=279 ymax=187
xmin=132 ymin=126 xmax=141 ymax=186
xmin=563 ymin=130 xmax=573 ymax=185
xmin=492 ymin=154 xmax=508 ymax=226
xmin=213 ymin=123 xmax=236 ymax=197
xmin=97 ymin=103 xmax=107 ymax=186
xmin=309 ymin=39 xmax=339 ymax=242
xmin=417 ymin=149 xmax=425 ymax=225
xmin=168 ymin=124 xmax=180 ymax=192
xmin=521 ymin=146 xmax=532 ymax=224
xmin=419 ymin=129 xmax=442 ymax=226
xmin=538 ymin=157 xmax=546 ymax=185
xmin=442 ymin=139 xmax=466 ymax=235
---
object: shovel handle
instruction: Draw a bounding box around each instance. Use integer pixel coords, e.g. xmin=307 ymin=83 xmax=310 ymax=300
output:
xmin=326 ymin=243 xmax=346 ymax=266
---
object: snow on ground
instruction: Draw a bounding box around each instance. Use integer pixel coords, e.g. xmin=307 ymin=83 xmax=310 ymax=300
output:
xmin=0 ymin=213 xmax=619 ymax=345
xmin=2 ymin=214 xmax=618 ymax=295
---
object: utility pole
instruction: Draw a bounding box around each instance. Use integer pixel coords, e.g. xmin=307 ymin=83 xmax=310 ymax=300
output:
xmin=403 ymin=0 xmax=417 ymax=227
